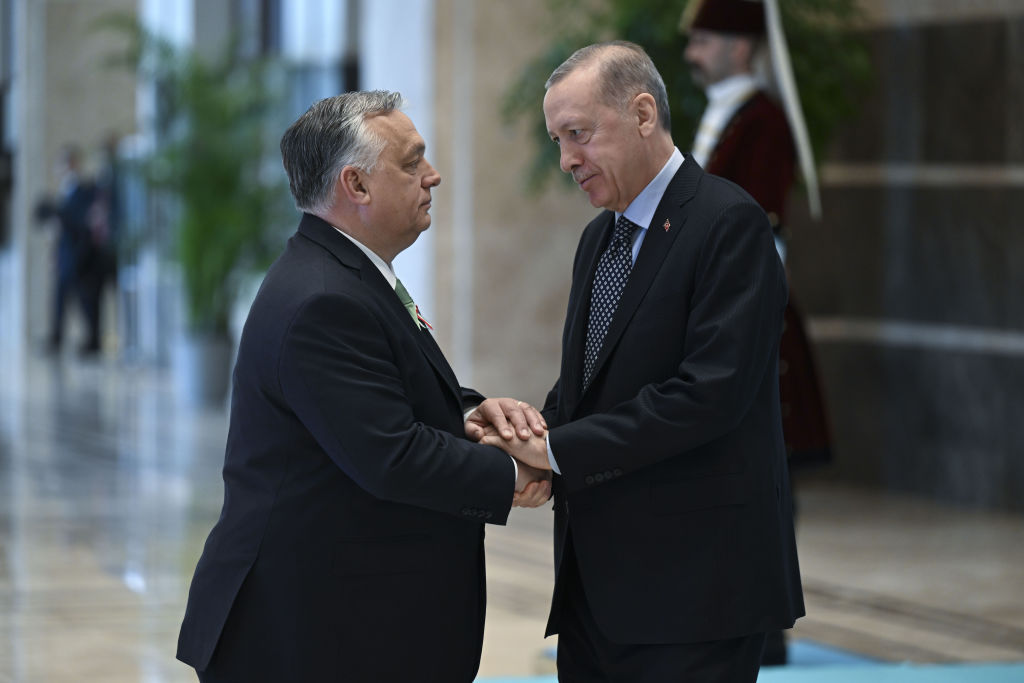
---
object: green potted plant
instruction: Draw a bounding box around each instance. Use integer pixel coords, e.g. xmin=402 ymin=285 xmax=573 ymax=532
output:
xmin=101 ymin=16 xmax=289 ymax=404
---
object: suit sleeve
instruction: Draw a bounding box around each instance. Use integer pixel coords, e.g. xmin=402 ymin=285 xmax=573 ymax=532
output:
xmin=278 ymin=292 xmax=515 ymax=523
xmin=460 ymin=387 xmax=486 ymax=413
xmin=541 ymin=377 xmax=560 ymax=425
xmin=548 ymin=201 xmax=787 ymax=493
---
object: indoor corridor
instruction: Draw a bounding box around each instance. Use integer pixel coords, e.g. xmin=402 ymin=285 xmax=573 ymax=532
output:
xmin=1 ymin=352 xmax=1022 ymax=682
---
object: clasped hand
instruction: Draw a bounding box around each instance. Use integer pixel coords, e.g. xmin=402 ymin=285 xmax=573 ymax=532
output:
xmin=465 ymin=398 xmax=552 ymax=508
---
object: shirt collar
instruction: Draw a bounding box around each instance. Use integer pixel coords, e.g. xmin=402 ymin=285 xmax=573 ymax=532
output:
xmin=618 ymin=147 xmax=685 ymax=230
xmin=332 ymin=227 xmax=397 ymax=289
xmin=706 ymin=73 xmax=760 ymax=104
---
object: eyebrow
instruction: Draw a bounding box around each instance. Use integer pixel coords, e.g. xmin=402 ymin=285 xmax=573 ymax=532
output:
xmin=406 ymin=142 xmax=426 ymax=160
xmin=548 ymin=121 xmax=578 ymax=138
xmin=550 ymin=115 xmax=584 ymax=131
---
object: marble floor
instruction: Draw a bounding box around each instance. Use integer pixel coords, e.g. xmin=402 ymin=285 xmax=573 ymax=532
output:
xmin=0 ymin=351 xmax=1022 ymax=682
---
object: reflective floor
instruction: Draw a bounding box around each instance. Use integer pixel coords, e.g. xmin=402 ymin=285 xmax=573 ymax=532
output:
xmin=1 ymin=351 xmax=1022 ymax=682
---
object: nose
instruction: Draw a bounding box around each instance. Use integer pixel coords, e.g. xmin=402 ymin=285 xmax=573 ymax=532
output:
xmin=559 ymin=142 xmax=580 ymax=174
xmin=423 ymin=158 xmax=441 ymax=187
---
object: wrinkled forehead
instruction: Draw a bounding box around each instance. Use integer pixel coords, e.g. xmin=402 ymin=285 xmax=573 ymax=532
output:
xmin=544 ymin=68 xmax=598 ymax=116
xmin=543 ymin=67 xmax=604 ymax=127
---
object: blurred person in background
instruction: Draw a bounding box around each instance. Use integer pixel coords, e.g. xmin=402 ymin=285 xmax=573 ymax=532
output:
xmin=34 ymin=144 xmax=101 ymax=355
xmin=683 ymin=0 xmax=833 ymax=664
xmin=88 ymin=132 xmax=123 ymax=340
xmin=176 ymin=91 xmax=550 ymax=683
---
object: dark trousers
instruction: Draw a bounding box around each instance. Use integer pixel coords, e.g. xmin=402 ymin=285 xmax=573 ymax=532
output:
xmin=49 ymin=264 xmax=101 ymax=351
xmin=49 ymin=268 xmax=75 ymax=346
xmin=555 ymin=537 xmax=766 ymax=683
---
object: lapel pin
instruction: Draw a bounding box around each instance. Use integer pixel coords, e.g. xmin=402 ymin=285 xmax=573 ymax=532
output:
xmin=663 ymin=219 xmax=671 ymax=231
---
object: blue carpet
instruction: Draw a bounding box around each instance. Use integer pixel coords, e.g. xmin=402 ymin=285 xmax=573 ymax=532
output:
xmin=757 ymin=663 xmax=1024 ymax=682
xmin=477 ymin=639 xmax=1024 ymax=682
xmin=785 ymin=638 xmax=881 ymax=666
xmin=479 ymin=664 xmax=1024 ymax=682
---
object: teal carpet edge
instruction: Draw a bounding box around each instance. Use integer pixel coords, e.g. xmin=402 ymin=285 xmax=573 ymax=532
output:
xmin=477 ymin=662 xmax=1024 ymax=683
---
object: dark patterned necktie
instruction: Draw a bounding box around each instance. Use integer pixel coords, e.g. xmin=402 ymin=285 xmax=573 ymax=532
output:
xmin=583 ymin=215 xmax=636 ymax=388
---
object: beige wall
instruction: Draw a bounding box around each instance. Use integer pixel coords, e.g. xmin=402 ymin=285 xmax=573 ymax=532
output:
xmin=43 ymin=0 xmax=137 ymax=184
xmin=432 ymin=0 xmax=596 ymax=406
xmin=858 ymin=0 xmax=1024 ymax=26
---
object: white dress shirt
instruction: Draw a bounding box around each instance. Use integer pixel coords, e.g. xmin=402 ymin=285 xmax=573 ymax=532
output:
xmin=334 ymin=227 xmax=397 ymax=288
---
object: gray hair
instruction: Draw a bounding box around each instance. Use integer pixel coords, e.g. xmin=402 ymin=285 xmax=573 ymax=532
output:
xmin=546 ymin=41 xmax=672 ymax=132
xmin=280 ymin=90 xmax=404 ymax=213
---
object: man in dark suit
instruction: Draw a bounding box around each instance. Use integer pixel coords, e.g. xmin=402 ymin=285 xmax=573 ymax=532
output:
xmin=177 ymin=91 xmax=550 ymax=683
xmin=35 ymin=145 xmax=101 ymax=354
xmin=482 ymin=42 xmax=804 ymax=682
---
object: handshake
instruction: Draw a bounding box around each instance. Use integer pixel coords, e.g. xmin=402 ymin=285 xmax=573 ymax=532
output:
xmin=465 ymin=398 xmax=553 ymax=509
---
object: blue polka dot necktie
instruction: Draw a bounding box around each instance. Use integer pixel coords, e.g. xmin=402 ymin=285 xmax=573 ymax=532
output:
xmin=583 ymin=215 xmax=636 ymax=389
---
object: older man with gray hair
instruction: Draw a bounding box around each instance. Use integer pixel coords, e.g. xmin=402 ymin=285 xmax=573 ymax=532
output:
xmin=176 ymin=91 xmax=549 ymax=682
xmin=478 ymin=42 xmax=804 ymax=682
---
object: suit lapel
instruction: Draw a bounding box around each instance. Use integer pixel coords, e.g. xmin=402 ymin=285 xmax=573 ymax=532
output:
xmin=577 ymin=159 xmax=703 ymax=400
xmin=367 ymin=273 xmax=464 ymax=409
xmin=564 ymin=211 xmax=615 ymax=408
xmin=414 ymin=326 xmax=462 ymax=397
xmin=297 ymin=213 xmax=463 ymax=406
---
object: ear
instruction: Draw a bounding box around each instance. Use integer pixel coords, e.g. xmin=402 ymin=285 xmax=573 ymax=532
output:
xmin=634 ymin=93 xmax=659 ymax=138
xmin=339 ymin=166 xmax=371 ymax=205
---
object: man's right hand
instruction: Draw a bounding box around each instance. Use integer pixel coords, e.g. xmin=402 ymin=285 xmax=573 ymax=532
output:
xmin=514 ymin=461 xmax=552 ymax=508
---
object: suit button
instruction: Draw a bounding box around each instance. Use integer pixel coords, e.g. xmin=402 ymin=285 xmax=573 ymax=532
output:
xmin=604 ymin=470 xmax=613 ymax=480
xmin=594 ymin=473 xmax=604 ymax=483
xmin=585 ymin=475 xmax=595 ymax=485
xmin=461 ymin=508 xmax=471 ymax=515
xmin=477 ymin=510 xmax=486 ymax=518
xmin=613 ymin=468 xmax=623 ymax=477
xmin=485 ymin=511 xmax=493 ymax=519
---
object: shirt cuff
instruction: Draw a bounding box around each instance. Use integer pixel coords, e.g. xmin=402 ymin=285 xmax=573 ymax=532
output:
xmin=546 ymin=433 xmax=560 ymax=475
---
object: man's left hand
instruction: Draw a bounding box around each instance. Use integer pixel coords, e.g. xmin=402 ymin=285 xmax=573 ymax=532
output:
xmin=465 ymin=398 xmax=546 ymax=442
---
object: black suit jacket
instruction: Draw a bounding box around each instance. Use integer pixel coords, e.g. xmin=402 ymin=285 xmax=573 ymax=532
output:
xmin=542 ymin=158 xmax=805 ymax=644
xmin=177 ymin=214 xmax=514 ymax=682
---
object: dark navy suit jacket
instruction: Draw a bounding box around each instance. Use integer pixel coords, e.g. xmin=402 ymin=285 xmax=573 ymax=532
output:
xmin=177 ymin=214 xmax=514 ymax=682
xmin=542 ymin=158 xmax=805 ymax=644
